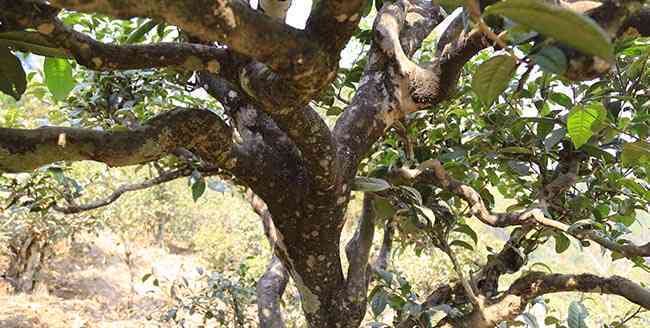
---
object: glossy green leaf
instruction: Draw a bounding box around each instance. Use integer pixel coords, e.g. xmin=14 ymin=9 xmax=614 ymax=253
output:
xmin=544 ymin=128 xmax=567 ymax=152
xmin=567 ymin=301 xmax=589 ymax=328
xmin=352 ymin=176 xmax=391 ymax=192
xmin=126 ymin=19 xmax=158 ymax=44
xmin=472 ymin=54 xmax=518 ymax=107
xmin=566 ymin=103 xmax=606 ymax=148
xmin=44 ymin=57 xmax=76 ymax=101
xmin=374 ymin=268 xmax=393 ymax=286
xmin=532 ymin=46 xmax=567 ymax=74
xmin=621 ymin=140 xmax=650 ymax=167
xmin=613 ymin=214 xmax=636 ymax=227
xmin=370 ymin=289 xmax=388 ymax=317
xmin=374 ymin=197 xmax=396 ymax=220
xmin=454 ymin=224 xmax=478 ymax=245
xmin=192 ymin=178 xmax=206 ymax=202
xmin=550 ymin=92 xmax=573 ymax=109
xmin=0 ymin=46 xmax=27 ymax=100
xmin=553 ymin=232 xmax=571 ymax=254
xmin=449 ymin=240 xmax=474 ymax=251
xmin=485 ymin=0 xmax=614 ymax=61
xmin=619 ymin=178 xmax=649 ymax=201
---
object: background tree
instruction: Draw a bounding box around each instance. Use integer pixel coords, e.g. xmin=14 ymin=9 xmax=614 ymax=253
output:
xmin=1 ymin=0 xmax=649 ymax=327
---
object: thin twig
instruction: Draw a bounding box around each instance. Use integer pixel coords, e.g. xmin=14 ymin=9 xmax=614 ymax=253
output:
xmin=53 ymin=165 xmax=221 ymax=214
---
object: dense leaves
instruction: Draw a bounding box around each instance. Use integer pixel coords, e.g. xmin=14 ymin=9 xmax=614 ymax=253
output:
xmin=485 ymin=0 xmax=614 ymax=60
xmin=0 ymin=1 xmax=649 ymax=327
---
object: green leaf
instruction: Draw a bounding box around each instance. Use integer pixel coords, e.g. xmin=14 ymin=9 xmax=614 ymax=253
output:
xmin=544 ymin=128 xmax=567 ymax=152
xmin=374 ymin=198 xmax=396 ymax=220
xmin=532 ymin=46 xmax=567 ymax=75
xmin=553 ymin=232 xmax=571 ymax=253
xmin=449 ymin=240 xmax=474 ymax=251
xmin=612 ymin=214 xmax=636 ymax=227
xmin=567 ymin=301 xmax=589 ymax=328
xmin=142 ymin=273 xmax=153 ymax=282
xmin=126 ymin=19 xmax=158 ymax=44
xmin=566 ymin=103 xmax=606 ymax=148
xmin=550 ymin=92 xmax=573 ymax=109
xmin=192 ymin=178 xmax=206 ymax=202
xmin=370 ymin=289 xmax=388 ymax=317
xmin=352 ymin=176 xmax=391 ymax=192
xmin=619 ymin=178 xmax=649 ymax=201
xmin=621 ymin=140 xmax=650 ymax=167
xmin=44 ymin=57 xmax=76 ymax=101
xmin=361 ymin=0 xmax=374 ymax=17
xmin=472 ymin=54 xmax=518 ymax=107
xmin=454 ymin=224 xmax=478 ymax=245
xmin=544 ymin=316 xmax=561 ymax=325
xmin=485 ymin=0 xmax=614 ymax=61
xmin=0 ymin=46 xmax=27 ymax=100
xmin=374 ymin=268 xmax=394 ymax=286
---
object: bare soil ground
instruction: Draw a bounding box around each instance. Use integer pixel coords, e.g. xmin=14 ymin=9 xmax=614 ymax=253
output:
xmin=0 ymin=231 xmax=202 ymax=328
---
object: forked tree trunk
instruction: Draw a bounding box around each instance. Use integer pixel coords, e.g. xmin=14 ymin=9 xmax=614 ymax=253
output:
xmin=5 ymin=231 xmax=50 ymax=293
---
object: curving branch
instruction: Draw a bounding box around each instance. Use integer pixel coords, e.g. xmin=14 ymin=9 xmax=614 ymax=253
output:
xmin=45 ymin=0 xmax=334 ymax=89
xmin=306 ymin=0 xmax=366 ymax=55
xmin=397 ymin=229 xmax=531 ymax=328
xmin=374 ymin=219 xmax=394 ymax=271
xmin=462 ymin=272 xmax=650 ymax=327
xmin=257 ymin=256 xmax=289 ymax=328
xmin=245 ymin=189 xmax=290 ymax=328
xmin=411 ymin=160 xmax=650 ymax=259
xmin=0 ymin=108 xmax=233 ymax=173
xmin=343 ymin=193 xmax=377 ymax=325
xmin=334 ymin=0 xmax=482 ymax=180
xmin=0 ymin=1 xmax=239 ymax=72
xmin=54 ymin=165 xmax=221 ymax=214
xmin=345 ymin=194 xmax=377 ymax=286
xmin=258 ymin=0 xmax=292 ymax=22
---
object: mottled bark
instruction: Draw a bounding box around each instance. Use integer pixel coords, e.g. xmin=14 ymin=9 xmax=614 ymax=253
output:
xmin=0 ymin=108 xmax=233 ymax=172
xmin=2 ymin=0 xmax=650 ymax=327
xmin=257 ymin=256 xmax=289 ymax=328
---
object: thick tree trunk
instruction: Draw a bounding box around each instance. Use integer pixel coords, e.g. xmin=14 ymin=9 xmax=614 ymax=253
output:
xmin=5 ymin=232 xmax=50 ymax=293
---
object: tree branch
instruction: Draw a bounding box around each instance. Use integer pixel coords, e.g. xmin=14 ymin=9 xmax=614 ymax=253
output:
xmin=464 ymin=272 xmax=650 ymax=327
xmin=0 ymin=1 xmax=238 ymax=71
xmin=200 ymin=63 xmax=337 ymax=190
xmin=334 ymin=0 xmax=449 ymax=180
xmin=397 ymin=229 xmax=530 ymax=328
xmin=244 ymin=189 xmax=290 ymax=328
xmin=0 ymin=108 xmax=233 ymax=172
xmin=53 ymin=165 xmax=220 ymax=214
xmin=257 ymin=256 xmax=289 ymax=328
xmin=374 ymin=219 xmax=394 ymax=271
xmin=345 ymin=194 xmax=377 ymax=287
xmin=414 ymin=160 xmax=650 ymax=258
xmin=306 ymin=0 xmax=366 ymax=55
xmin=46 ymin=0 xmax=334 ymax=90
xmin=343 ymin=193 xmax=377 ymax=326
